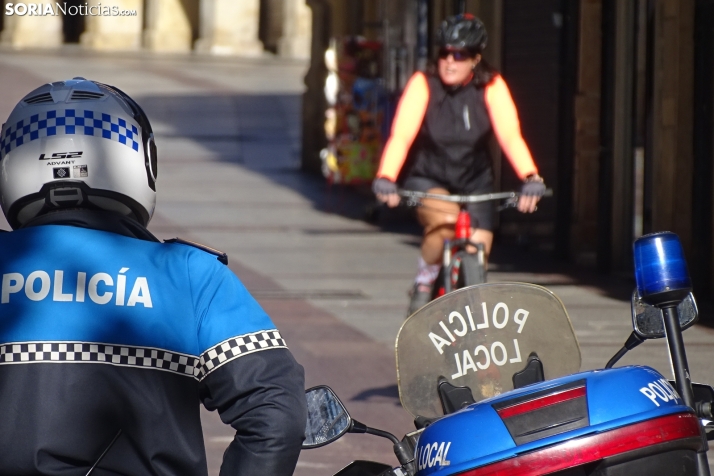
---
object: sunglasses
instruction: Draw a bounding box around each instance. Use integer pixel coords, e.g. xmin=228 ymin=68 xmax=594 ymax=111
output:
xmin=438 ymin=48 xmax=474 ymax=61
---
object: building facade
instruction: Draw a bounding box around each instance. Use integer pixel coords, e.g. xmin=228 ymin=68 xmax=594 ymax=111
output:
xmin=3 ymin=0 xmax=712 ymax=292
xmin=304 ymin=0 xmax=714 ymax=293
xmin=0 ymin=0 xmax=311 ymax=58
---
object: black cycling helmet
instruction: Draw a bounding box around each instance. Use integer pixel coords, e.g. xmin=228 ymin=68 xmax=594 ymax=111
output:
xmin=437 ymin=13 xmax=488 ymax=53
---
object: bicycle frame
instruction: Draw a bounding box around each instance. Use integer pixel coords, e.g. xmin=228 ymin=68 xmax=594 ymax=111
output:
xmin=398 ymin=189 xmax=552 ymax=299
xmin=438 ymin=208 xmax=485 ymax=297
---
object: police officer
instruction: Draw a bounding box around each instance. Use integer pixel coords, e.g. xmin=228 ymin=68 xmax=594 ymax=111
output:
xmin=0 ymin=78 xmax=306 ymax=475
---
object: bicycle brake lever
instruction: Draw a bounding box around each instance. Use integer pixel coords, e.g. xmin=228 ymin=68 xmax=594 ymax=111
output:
xmin=497 ymin=198 xmax=519 ymax=212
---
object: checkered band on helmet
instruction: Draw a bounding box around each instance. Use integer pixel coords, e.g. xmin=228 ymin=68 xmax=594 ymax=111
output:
xmin=0 ymin=78 xmax=158 ymax=229
xmin=437 ymin=13 xmax=488 ymax=53
xmin=0 ymin=109 xmax=141 ymax=158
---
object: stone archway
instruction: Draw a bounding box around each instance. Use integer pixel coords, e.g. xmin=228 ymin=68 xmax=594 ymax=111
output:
xmin=62 ymin=0 xmax=87 ymax=43
xmin=144 ymin=0 xmax=199 ymax=52
xmin=260 ymin=0 xmax=284 ymax=53
xmin=0 ymin=4 xmax=63 ymax=48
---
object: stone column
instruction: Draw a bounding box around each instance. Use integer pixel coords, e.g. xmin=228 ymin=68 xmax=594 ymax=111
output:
xmin=301 ymin=0 xmax=329 ymax=174
xmin=80 ymin=0 xmax=143 ymax=51
xmin=650 ymin=0 xmax=695 ymax=246
xmin=195 ymin=0 xmax=263 ymax=56
xmin=278 ymin=0 xmax=312 ymax=59
xmin=571 ymin=0 xmax=602 ymax=266
xmin=607 ymin=0 xmax=638 ymax=269
xmin=143 ymin=0 xmax=193 ymax=52
xmin=0 ymin=3 xmax=62 ymax=48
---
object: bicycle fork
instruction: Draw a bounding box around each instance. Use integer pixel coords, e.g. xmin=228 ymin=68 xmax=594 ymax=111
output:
xmin=442 ymin=239 xmax=452 ymax=295
xmin=455 ymin=207 xmax=486 ymax=269
xmin=438 ymin=209 xmax=485 ymax=297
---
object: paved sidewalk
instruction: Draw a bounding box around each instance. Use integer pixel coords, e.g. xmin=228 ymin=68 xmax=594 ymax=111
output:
xmin=1 ymin=47 xmax=714 ymax=474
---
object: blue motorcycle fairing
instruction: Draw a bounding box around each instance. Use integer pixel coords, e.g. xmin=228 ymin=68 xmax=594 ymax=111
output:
xmin=415 ymin=366 xmax=691 ymax=476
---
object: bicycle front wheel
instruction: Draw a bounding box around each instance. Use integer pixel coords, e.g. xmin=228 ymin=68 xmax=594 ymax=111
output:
xmin=453 ymin=251 xmax=486 ymax=288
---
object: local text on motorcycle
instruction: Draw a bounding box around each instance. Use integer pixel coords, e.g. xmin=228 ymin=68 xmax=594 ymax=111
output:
xmin=417 ymin=440 xmax=451 ymax=471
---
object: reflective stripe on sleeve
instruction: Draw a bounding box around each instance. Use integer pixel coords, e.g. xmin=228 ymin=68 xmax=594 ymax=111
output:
xmin=485 ymin=75 xmax=538 ymax=180
xmin=375 ymin=72 xmax=430 ymax=181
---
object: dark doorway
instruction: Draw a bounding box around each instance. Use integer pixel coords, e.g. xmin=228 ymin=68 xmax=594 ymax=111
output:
xmin=62 ymin=0 xmax=86 ymax=43
xmin=555 ymin=0 xmax=579 ymax=260
xmin=501 ymin=0 xmax=568 ymax=248
xmin=691 ymin=0 xmax=714 ymax=295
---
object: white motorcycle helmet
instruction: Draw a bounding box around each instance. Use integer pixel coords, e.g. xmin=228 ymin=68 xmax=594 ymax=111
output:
xmin=0 ymin=78 xmax=157 ymax=229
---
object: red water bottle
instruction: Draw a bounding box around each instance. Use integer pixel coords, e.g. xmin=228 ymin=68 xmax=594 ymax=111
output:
xmin=455 ymin=209 xmax=471 ymax=239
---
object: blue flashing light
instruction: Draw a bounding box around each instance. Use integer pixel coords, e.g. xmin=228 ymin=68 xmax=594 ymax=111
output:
xmin=633 ymin=232 xmax=691 ymax=302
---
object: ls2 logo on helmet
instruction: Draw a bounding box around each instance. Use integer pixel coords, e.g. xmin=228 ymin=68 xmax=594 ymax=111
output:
xmin=43 ymin=151 xmax=83 ymax=169
xmin=39 ymin=151 xmax=83 ymax=160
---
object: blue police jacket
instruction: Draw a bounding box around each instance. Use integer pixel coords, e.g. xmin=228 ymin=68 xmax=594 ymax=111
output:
xmin=0 ymin=210 xmax=306 ymax=475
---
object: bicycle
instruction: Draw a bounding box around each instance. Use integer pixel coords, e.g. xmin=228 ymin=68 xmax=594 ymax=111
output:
xmin=399 ymin=189 xmax=553 ymax=308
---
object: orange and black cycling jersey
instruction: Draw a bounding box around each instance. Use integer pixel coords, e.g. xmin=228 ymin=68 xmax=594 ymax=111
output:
xmin=376 ymin=71 xmax=538 ymax=191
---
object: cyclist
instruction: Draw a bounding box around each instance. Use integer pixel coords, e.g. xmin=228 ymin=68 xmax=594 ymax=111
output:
xmin=372 ymin=14 xmax=546 ymax=315
xmin=0 ymin=79 xmax=306 ymax=475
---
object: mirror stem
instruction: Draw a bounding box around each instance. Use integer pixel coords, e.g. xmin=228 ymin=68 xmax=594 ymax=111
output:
xmin=662 ymin=306 xmax=695 ymax=407
xmin=605 ymin=332 xmax=644 ymax=369
xmin=350 ymin=420 xmax=400 ymax=445
xmin=662 ymin=306 xmax=711 ymax=476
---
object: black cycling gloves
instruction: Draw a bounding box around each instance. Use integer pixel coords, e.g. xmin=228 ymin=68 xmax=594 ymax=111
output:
xmin=521 ymin=175 xmax=546 ymax=197
xmin=372 ymin=177 xmax=398 ymax=196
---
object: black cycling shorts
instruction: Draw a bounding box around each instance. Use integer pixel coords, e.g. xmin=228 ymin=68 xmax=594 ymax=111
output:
xmin=403 ymin=174 xmax=494 ymax=231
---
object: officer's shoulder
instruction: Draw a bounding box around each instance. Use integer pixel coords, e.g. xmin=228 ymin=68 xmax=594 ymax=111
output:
xmin=163 ymin=237 xmax=228 ymax=265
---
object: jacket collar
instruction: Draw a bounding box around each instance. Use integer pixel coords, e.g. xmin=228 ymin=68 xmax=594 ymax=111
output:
xmin=20 ymin=209 xmax=160 ymax=242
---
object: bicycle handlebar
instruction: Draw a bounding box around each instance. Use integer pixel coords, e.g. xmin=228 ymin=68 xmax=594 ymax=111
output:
xmin=397 ymin=189 xmax=553 ymax=204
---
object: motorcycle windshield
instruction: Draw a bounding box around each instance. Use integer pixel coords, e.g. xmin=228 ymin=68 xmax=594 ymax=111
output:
xmin=396 ymin=283 xmax=581 ymax=418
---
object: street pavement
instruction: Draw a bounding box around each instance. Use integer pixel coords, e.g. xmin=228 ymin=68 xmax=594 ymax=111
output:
xmin=2 ymin=47 xmax=714 ymax=474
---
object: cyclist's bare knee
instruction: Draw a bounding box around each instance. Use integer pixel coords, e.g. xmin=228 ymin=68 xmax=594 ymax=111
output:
xmin=422 ymin=233 xmax=448 ymax=264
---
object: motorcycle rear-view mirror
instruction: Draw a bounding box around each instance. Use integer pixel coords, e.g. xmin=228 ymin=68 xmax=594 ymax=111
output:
xmin=332 ymin=461 xmax=393 ymax=476
xmin=303 ymin=385 xmax=352 ymax=449
xmin=631 ymin=290 xmax=698 ymax=339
